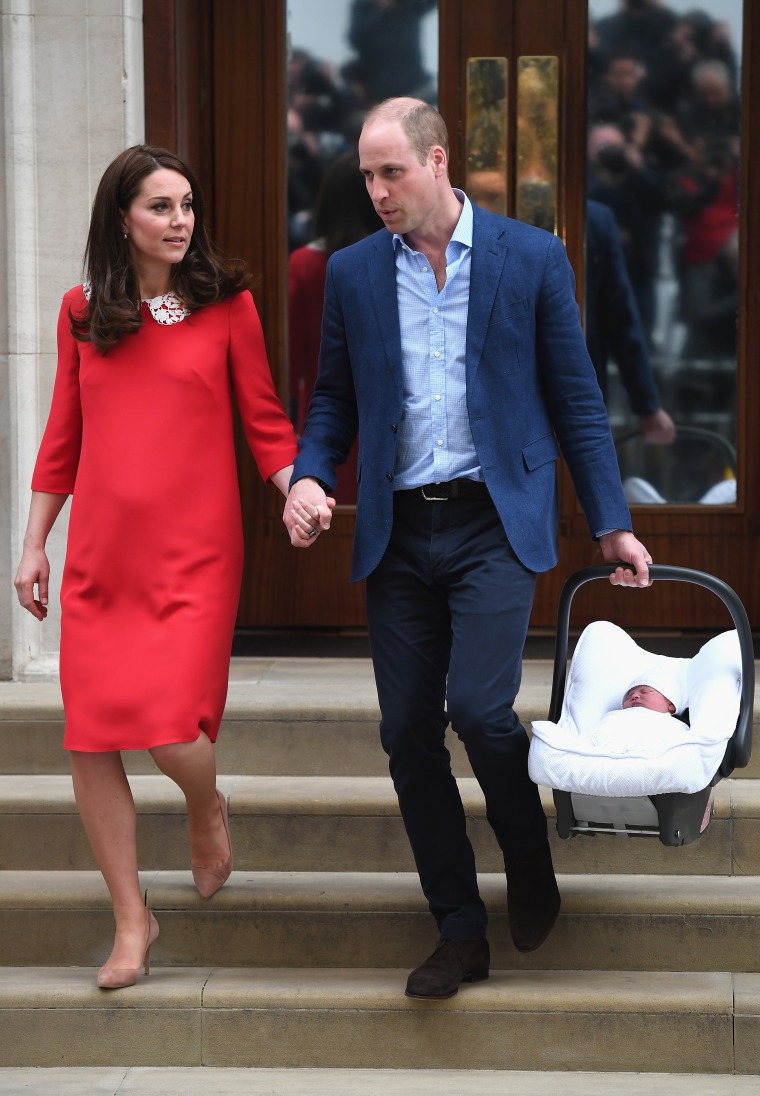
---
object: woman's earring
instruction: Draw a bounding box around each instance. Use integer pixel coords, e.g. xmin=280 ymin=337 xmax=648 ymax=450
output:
xmin=123 ymin=231 xmax=128 ymax=239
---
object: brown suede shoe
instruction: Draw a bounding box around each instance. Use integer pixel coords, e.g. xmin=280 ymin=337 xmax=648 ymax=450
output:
xmin=405 ymin=938 xmax=490 ymax=1000
xmin=506 ymin=839 xmax=561 ymax=952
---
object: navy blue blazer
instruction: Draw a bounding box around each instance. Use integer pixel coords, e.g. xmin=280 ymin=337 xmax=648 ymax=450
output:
xmin=293 ymin=204 xmax=632 ymax=582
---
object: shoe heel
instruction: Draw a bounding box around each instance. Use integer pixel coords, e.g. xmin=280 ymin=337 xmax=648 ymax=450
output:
xmin=463 ymin=968 xmax=489 ymax=984
xmin=96 ymin=910 xmax=159 ymax=990
xmin=143 ymin=911 xmax=160 ymax=976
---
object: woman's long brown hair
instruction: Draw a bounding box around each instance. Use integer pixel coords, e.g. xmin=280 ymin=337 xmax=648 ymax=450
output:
xmin=71 ymin=145 xmax=251 ymax=352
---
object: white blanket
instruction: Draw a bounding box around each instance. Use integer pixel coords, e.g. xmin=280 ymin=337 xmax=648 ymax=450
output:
xmin=529 ymin=622 xmax=741 ymax=797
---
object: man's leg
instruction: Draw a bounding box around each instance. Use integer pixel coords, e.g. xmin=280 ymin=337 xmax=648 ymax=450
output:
xmin=365 ymin=496 xmax=487 ymax=942
xmin=443 ymin=499 xmax=560 ymax=952
xmin=444 ymin=512 xmax=544 ymax=854
xmin=366 ymin=493 xmax=493 ymax=998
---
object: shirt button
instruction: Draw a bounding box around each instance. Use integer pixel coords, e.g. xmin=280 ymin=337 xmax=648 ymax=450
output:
xmin=434 ymin=395 xmax=441 ymax=401
xmin=432 ymin=307 xmax=439 ymax=314
xmin=421 ymin=267 xmax=428 ymax=273
xmin=434 ymin=351 xmax=440 ymax=358
xmin=437 ymin=439 xmax=443 ymax=446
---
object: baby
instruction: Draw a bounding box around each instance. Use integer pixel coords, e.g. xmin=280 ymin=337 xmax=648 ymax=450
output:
xmin=622 ymin=683 xmax=676 ymax=715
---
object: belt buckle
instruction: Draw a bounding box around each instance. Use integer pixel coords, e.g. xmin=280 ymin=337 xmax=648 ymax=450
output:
xmin=420 ymin=483 xmax=449 ymax=501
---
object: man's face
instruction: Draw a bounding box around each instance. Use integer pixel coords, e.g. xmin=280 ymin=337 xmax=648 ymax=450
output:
xmin=359 ymin=119 xmax=442 ymax=238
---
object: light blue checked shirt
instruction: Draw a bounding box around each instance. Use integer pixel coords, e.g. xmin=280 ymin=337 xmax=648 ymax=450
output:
xmin=391 ymin=189 xmax=484 ymax=490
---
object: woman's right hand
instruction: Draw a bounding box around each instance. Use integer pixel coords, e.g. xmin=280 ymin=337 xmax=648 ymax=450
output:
xmin=14 ymin=491 xmax=70 ymax=620
xmin=14 ymin=546 xmax=51 ymax=620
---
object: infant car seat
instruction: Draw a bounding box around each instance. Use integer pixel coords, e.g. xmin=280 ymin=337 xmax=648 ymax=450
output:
xmin=531 ymin=565 xmax=753 ymax=847
xmin=616 ymin=426 xmax=737 ymax=506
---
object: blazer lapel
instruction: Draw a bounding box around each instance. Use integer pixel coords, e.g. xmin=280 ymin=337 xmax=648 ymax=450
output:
xmin=366 ymin=231 xmax=403 ymax=397
xmin=467 ymin=209 xmax=509 ymax=382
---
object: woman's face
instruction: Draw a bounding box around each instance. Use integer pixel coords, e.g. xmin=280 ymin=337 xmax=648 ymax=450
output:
xmin=120 ymin=168 xmax=195 ymax=275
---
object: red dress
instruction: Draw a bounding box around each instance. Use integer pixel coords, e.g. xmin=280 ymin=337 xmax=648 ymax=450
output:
xmin=32 ymin=287 xmax=297 ymax=751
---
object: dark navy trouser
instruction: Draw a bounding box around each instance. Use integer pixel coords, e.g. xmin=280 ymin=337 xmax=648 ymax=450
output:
xmin=365 ymin=490 xmax=548 ymax=941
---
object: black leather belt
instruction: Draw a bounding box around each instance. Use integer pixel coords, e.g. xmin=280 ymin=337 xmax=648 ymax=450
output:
xmin=399 ymin=479 xmax=490 ymax=501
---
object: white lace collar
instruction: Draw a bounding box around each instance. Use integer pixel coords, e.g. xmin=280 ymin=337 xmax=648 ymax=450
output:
xmin=81 ymin=283 xmax=190 ymax=326
xmin=143 ymin=292 xmax=190 ymax=325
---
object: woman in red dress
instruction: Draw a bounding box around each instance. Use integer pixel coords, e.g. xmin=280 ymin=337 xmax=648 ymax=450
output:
xmin=14 ymin=146 xmax=322 ymax=989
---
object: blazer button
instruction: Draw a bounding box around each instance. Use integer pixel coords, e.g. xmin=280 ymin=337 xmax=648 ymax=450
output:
xmin=386 ymin=472 xmax=393 ymax=481
xmin=390 ymin=424 xmax=398 ymax=433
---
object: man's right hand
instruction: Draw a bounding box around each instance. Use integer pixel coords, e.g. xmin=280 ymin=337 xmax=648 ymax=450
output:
xmin=283 ymin=477 xmax=336 ymax=548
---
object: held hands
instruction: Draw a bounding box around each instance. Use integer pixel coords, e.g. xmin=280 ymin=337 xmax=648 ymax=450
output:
xmin=283 ymin=478 xmax=336 ymax=548
xmin=14 ymin=547 xmax=51 ymax=620
xmin=599 ymin=530 xmax=652 ymax=588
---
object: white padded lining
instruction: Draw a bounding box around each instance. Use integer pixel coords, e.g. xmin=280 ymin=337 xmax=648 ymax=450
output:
xmin=529 ymin=621 xmax=741 ymax=796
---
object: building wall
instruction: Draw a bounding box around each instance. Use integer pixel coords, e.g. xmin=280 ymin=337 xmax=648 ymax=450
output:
xmin=1 ymin=0 xmax=144 ymax=679
xmin=0 ymin=22 xmax=9 ymax=679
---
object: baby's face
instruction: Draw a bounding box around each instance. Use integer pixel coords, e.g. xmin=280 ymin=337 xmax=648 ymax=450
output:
xmin=622 ymin=685 xmax=675 ymax=714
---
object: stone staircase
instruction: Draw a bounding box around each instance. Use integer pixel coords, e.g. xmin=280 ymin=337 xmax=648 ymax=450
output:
xmin=1 ymin=658 xmax=760 ymax=1073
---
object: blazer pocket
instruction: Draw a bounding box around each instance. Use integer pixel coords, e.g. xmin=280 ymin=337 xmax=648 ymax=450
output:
xmin=489 ymin=297 xmax=530 ymax=327
xmin=522 ymin=434 xmax=560 ymax=471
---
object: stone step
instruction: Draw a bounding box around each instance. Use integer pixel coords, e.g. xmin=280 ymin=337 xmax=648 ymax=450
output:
xmin=3 ymin=1068 xmax=760 ymax=1096
xmin=0 ymin=663 xmax=383 ymax=777
xmin=1 ymin=774 xmax=758 ymax=875
xmin=3 ymin=665 xmax=759 ymax=778
xmin=0 ymin=966 xmax=757 ymax=1073
xmin=2 ymin=870 xmax=760 ymax=974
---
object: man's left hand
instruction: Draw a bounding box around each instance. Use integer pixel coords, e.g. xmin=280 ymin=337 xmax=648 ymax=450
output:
xmin=599 ymin=530 xmax=652 ymax=588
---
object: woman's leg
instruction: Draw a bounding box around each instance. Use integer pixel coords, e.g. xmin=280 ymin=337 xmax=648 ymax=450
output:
xmin=69 ymin=750 xmax=151 ymax=969
xmin=150 ymin=734 xmax=229 ymax=867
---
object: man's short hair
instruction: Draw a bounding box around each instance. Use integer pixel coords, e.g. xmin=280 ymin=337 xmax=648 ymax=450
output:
xmin=364 ymin=98 xmax=449 ymax=166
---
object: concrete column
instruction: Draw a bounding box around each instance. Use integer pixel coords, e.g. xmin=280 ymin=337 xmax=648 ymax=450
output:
xmin=1 ymin=0 xmax=144 ymax=679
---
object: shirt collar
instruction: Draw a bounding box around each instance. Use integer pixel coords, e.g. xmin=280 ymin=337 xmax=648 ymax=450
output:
xmin=392 ymin=188 xmax=473 ymax=252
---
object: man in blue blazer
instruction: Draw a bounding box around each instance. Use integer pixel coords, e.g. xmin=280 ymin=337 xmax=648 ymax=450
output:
xmin=284 ymin=98 xmax=652 ymax=1000
xmin=585 ymin=198 xmax=675 ymax=443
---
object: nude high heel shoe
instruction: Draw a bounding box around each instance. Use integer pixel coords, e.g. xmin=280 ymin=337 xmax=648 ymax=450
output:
xmin=191 ymin=788 xmax=233 ymax=899
xmin=97 ymin=909 xmax=160 ymax=990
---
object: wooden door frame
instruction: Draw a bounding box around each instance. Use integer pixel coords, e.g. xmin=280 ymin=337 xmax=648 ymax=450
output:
xmin=144 ymin=0 xmax=760 ymax=631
